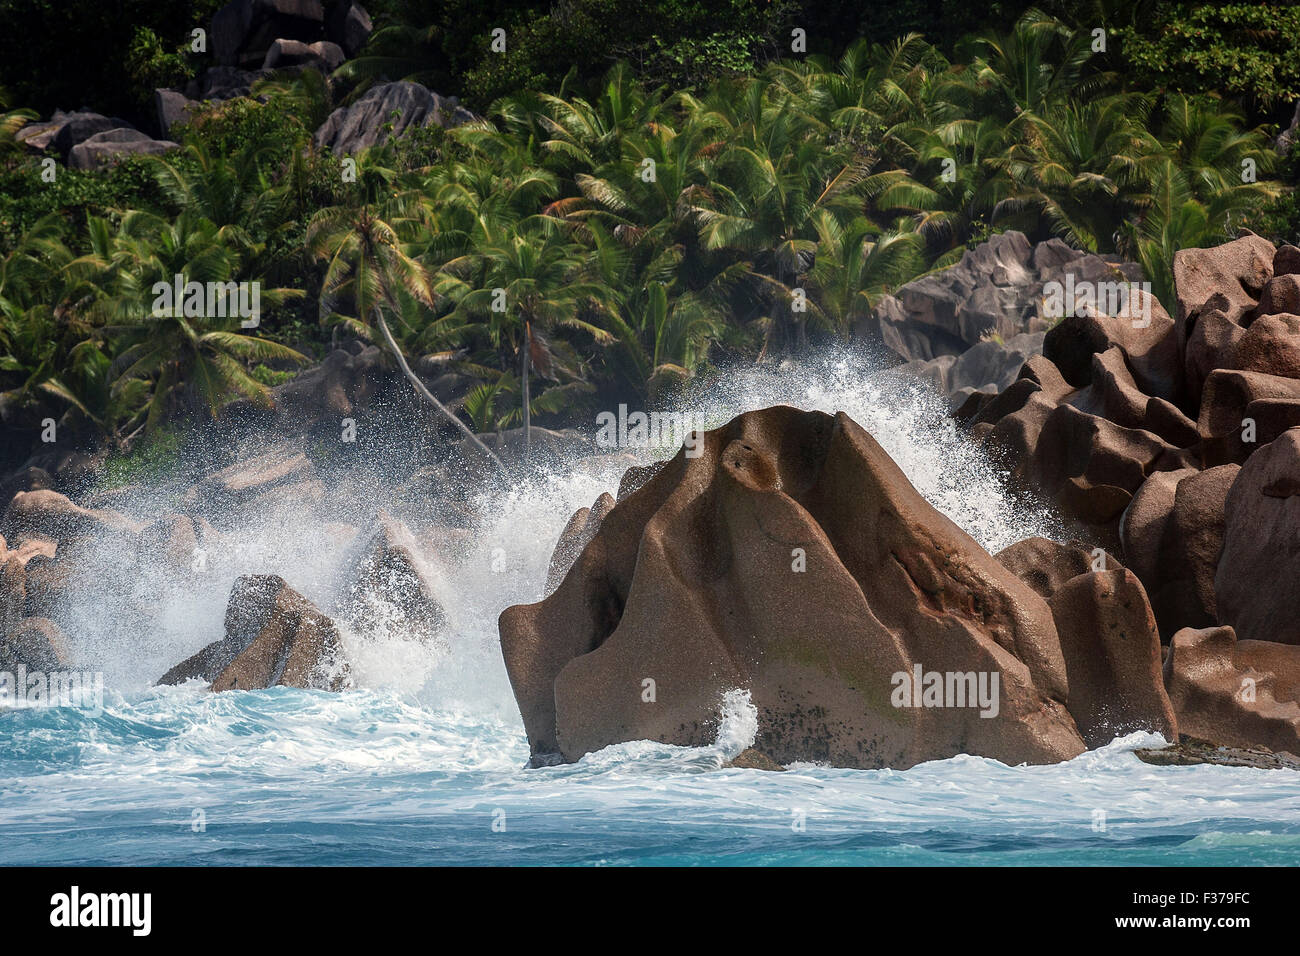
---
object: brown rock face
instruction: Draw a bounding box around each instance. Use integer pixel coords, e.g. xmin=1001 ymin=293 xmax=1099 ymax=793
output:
xmin=1046 ymin=570 xmax=1177 ymax=749
xmin=994 ymin=536 xmax=1117 ymax=600
xmin=544 ymin=493 xmax=615 ymax=595
xmin=1120 ymin=465 xmax=1237 ymax=639
xmin=1042 ymin=291 xmax=1179 ymax=401
xmin=1173 ymin=232 xmax=1275 ymax=332
xmin=1163 ymin=626 xmax=1300 ymax=754
xmin=1198 ymin=369 xmax=1300 ymax=466
xmin=725 ymin=749 xmax=786 ymax=771
xmin=135 ymin=514 xmax=199 ymax=571
xmin=159 ymin=575 xmax=348 ymax=691
xmin=502 ymin=407 xmax=1112 ymax=769
xmin=964 ymin=234 xmax=1300 ymax=651
xmin=182 ymin=447 xmax=319 ymax=515
xmin=994 ymin=539 xmax=1174 ymax=748
xmin=1028 ymin=402 xmax=1177 ymax=527
xmin=1216 ymin=428 xmax=1300 ymax=645
xmin=1 ymin=489 xmax=140 ymax=541
xmin=0 ymin=555 xmax=26 ymax=635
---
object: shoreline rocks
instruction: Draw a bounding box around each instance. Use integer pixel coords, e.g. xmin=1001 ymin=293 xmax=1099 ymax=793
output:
xmin=159 ymin=574 xmax=349 ymax=691
xmin=959 ymin=233 xmax=1300 ymax=651
xmin=499 ymin=406 xmax=1176 ymax=769
xmin=1135 ymin=736 xmax=1300 ymax=770
xmin=860 ymin=231 xmax=1145 ymax=408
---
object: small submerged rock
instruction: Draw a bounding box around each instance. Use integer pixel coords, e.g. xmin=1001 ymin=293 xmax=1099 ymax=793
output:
xmin=1135 ymin=736 xmax=1300 ymax=770
xmin=725 ymin=749 xmax=786 ymax=772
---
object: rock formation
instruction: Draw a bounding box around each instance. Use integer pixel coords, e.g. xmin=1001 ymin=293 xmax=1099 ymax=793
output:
xmin=0 ymin=479 xmax=444 ymax=691
xmin=860 ymin=230 xmax=1145 ymax=408
xmin=159 ymin=575 xmax=348 ymax=691
xmin=313 ymin=81 xmax=475 ymax=155
xmin=960 ymin=233 xmax=1300 ymax=643
xmin=500 ymin=406 xmax=1176 ymax=769
xmin=943 ymin=232 xmax=1300 ymax=762
xmin=338 ymin=513 xmax=446 ymax=641
xmin=1163 ymin=625 xmax=1300 ymax=755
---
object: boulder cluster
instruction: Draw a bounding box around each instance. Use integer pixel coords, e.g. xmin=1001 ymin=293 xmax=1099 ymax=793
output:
xmin=503 ymin=229 xmax=1300 ymax=767
xmin=16 ymin=110 xmax=180 ymax=171
xmin=14 ymin=0 xmax=473 ymax=169
xmin=860 ymin=230 xmax=1144 ymax=410
xmin=0 ymin=444 xmax=449 ymax=692
xmin=1 ymin=489 xmax=144 ymax=673
xmin=954 ymin=231 xmax=1300 ymax=758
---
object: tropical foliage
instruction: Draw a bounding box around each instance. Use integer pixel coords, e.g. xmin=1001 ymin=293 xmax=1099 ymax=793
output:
xmin=0 ymin=8 xmax=1290 ymax=457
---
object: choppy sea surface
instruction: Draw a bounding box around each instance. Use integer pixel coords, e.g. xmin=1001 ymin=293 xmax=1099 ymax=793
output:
xmin=3 ymin=355 xmax=1298 ymax=866
xmin=5 ymin=691 xmax=1300 ymax=866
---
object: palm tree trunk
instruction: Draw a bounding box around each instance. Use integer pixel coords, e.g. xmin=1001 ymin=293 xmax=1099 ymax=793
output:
xmin=521 ymin=321 xmax=531 ymax=460
xmin=373 ymin=307 xmax=506 ymax=473
xmin=797 ymin=272 xmax=808 ymax=352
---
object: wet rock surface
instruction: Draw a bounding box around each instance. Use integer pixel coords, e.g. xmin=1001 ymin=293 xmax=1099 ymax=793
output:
xmin=1135 ymin=736 xmax=1300 ymax=770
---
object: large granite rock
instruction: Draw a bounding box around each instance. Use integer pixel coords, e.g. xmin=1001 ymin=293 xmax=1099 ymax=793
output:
xmin=181 ymin=446 xmax=322 ymax=516
xmin=17 ymin=110 xmax=128 ymax=155
xmin=339 ymin=513 xmax=445 ymax=641
xmin=1163 ymin=625 xmax=1300 ymax=755
xmin=1216 ymin=427 xmax=1300 ymax=646
xmin=1 ymin=489 xmax=141 ymax=541
xmin=50 ymin=112 xmax=135 ymax=158
xmin=272 ymin=345 xmax=386 ymax=423
xmin=861 ymin=231 xmax=1142 ymax=366
xmin=313 ymin=81 xmax=474 ymax=155
xmin=326 ymin=0 xmax=372 ymax=57
xmin=964 ymin=232 xmax=1300 ymax=651
xmin=262 ymin=38 xmax=345 ymax=72
xmin=0 ymin=617 xmax=69 ymax=671
xmin=68 ymin=128 xmax=179 ymax=170
xmin=994 ymin=537 xmax=1174 ymax=749
xmin=545 ymin=493 xmax=615 ymax=595
xmin=500 ymin=406 xmax=1175 ymax=769
xmin=155 ymin=89 xmax=202 ymax=137
xmin=184 ymin=65 xmax=267 ymax=102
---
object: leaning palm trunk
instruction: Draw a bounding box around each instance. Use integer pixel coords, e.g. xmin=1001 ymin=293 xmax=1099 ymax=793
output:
xmin=372 ymin=307 xmax=506 ymax=473
xmin=521 ymin=321 xmax=531 ymax=460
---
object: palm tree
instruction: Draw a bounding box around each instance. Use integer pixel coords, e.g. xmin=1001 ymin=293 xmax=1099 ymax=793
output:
xmin=0 ymin=86 xmax=35 ymax=156
xmin=866 ymin=114 xmax=1023 ymax=260
xmin=307 ymin=201 xmax=505 ymax=469
xmin=436 ymin=214 xmax=612 ymax=456
xmin=954 ymin=12 xmax=1105 ymax=124
xmin=684 ymin=87 xmax=864 ymax=353
xmin=583 ymin=224 xmax=729 ymax=402
xmin=1007 ymin=94 xmax=1161 ymax=251
xmin=494 ymin=63 xmax=664 ymax=178
xmin=38 ymin=338 xmax=150 ymax=445
xmin=1151 ymin=92 xmax=1279 ymax=214
xmin=806 ymin=213 xmax=927 ymax=336
xmin=1119 ymin=158 xmax=1209 ymax=312
xmin=71 ymin=210 xmax=310 ymax=432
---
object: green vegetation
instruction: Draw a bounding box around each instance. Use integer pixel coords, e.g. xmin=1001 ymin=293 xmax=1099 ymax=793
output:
xmin=0 ymin=5 xmax=1294 ymax=462
xmin=101 ymin=424 xmax=185 ymax=487
xmin=0 ymin=0 xmax=224 ymax=121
